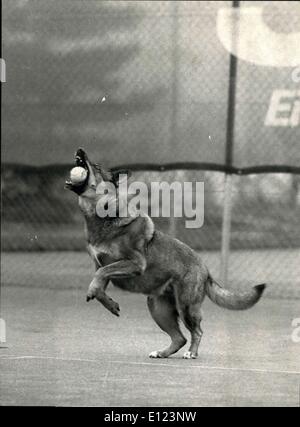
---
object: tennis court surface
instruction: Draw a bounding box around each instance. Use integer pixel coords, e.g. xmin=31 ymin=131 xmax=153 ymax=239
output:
xmin=1 ymin=251 xmax=299 ymax=407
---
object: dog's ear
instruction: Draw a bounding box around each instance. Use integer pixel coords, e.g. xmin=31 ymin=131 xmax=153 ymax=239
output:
xmin=111 ymin=169 xmax=132 ymax=187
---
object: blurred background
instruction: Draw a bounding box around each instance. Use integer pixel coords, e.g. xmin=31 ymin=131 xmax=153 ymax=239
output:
xmin=1 ymin=1 xmax=300 ymax=298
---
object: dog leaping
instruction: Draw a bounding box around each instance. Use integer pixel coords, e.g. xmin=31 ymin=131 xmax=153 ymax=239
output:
xmin=65 ymin=148 xmax=266 ymax=359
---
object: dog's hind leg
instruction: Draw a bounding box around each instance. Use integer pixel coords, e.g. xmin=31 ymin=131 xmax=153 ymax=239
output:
xmin=175 ymin=278 xmax=204 ymax=359
xmin=148 ymin=294 xmax=187 ymax=358
xmin=181 ymin=303 xmax=203 ymax=359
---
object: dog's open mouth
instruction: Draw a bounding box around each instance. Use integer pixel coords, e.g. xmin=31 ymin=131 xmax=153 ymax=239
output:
xmin=74 ymin=148 xmax=88 ymax=169
xmin=65 ymin=148 xmax=89 ymax=192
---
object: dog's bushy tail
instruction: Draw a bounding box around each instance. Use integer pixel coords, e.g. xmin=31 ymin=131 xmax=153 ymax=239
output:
xmin=206 ymin=276 xmax=266 ymax=310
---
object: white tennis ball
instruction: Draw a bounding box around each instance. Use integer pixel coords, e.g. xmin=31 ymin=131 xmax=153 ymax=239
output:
xmin=70 ymin=166 xmax=88 ymax=185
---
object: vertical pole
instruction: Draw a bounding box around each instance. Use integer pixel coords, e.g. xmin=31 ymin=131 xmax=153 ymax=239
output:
xmin=169 ymin=1 xmax=179 ymax=237
xmin=221 ymin=174 xmax=233 ymax=285
xmin=0 ymin=0 xmax=4 ymax=344
xmin=0 ymin=319 xmax=6 ymax=345
xmin=220 ymin=0 xmax=240 ymax=285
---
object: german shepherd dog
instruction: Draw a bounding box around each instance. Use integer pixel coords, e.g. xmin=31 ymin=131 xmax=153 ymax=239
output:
xmin=65 ymin=148 xmax=266 ymax=359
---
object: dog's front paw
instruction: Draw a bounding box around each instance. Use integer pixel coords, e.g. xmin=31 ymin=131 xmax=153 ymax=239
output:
xmin=108 ymin=300 xmax=120 ymax=317
xmin=86 ymin=281 xmax=98 ymax=302
xmin=183 ymin=351 xmax=197 ymax=359
xmin=149 ymin=350 xmax=164 ymax=358
xmin=86 ymin=292 xmax=97 ymax=302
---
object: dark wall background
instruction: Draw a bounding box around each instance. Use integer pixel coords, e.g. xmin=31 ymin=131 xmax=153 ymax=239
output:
xmin=2 ymin=1 xmax=299 ymax=167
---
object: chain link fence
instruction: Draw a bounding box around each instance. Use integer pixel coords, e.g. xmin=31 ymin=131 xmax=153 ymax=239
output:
xmin=2 ymin=166 xmax=299 ymax=298
xmin=1 ymin=1 xmax=300 ymax=299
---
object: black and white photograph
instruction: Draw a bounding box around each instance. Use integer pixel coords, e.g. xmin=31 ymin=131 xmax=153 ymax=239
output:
xmin=0 ymin=0 xmax=299 ymax=409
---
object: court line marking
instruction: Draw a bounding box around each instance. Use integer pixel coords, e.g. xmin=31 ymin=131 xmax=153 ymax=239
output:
xmin=112 ymin=360 xmax=300 ymax=376
xmin=0 ymin=355 xmax=99 ymax=363
xmin=0 ymin=354 xmax=299 ymax=376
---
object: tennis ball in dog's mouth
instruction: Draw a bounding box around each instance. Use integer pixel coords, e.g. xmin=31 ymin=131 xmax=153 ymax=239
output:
xmin=70 ymin=166 xmax=88 ymax=185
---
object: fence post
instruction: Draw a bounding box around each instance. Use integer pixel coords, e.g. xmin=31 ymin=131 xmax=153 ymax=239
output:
xmin=220 ymin=0 xmax=240 ymax=285
xmin=221 ymin=174 xmax=233 ymax=285
xmin=0 ymin=319 xmax=6 ymax=345
xmin=169 ymin=1 xmax=179 ymax=237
